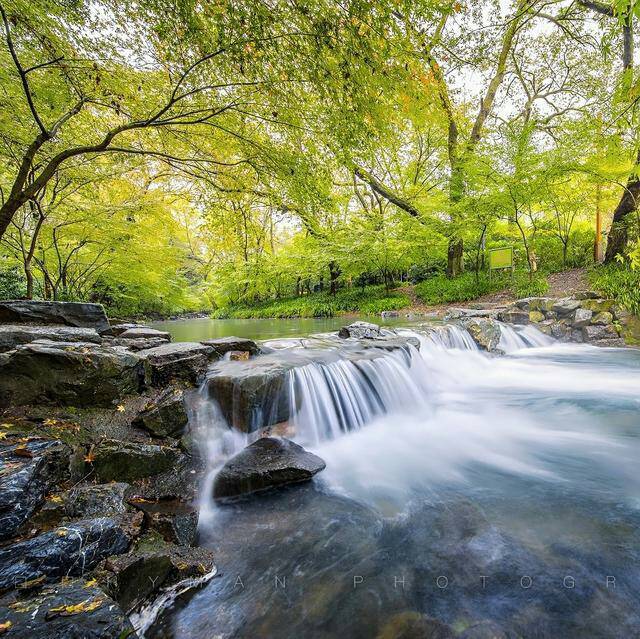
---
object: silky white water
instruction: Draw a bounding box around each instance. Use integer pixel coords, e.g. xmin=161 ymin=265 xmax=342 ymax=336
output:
xmin=148 ymin=322 xmax=640 ymax=639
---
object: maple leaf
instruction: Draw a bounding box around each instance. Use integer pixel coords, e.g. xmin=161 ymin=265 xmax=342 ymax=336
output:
xmin=43 ymin=418 xmax=58 ymax=426
xmin=116 ymin=404 xmax=126 ymax=413
xmin=0 ymin=432 xmax=7 ymax=440
xmin=48 ymin=494 xmax=63 ymax=503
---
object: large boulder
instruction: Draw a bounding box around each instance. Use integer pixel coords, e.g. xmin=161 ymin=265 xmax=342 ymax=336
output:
xmin=205 ymin=357 xmax=293 ymax=432
xmin=0 ymin=439 xmax=69 ymax=541
xmin=91 ymin=439 xmax=182 ymax=482
xmin=0 ymin=300 xmax=109 ymax=332
xmin=110 ymin=336 xmax=171 ymax=351
xmin=552 ymin=298 xmax=581 ymax=316
xmin=132 ymin=387 xmax=188 ymax=438
xmin=0 ymin=341 xmax=143 ymax=408
xmin=497 ymin=307 xmax=529 ymax=325
xmin=212 ymin=437 xmax=326 ymax=500
xmin=0 ymin=324 xmax=101 ymax=352
xmin=339 ymin=321 xmax=390 ymax=339
xmin=572 ymin=307 xmax=593 ymax=328
xmin=138 ymin=342 xmax=213 ymax=386
xmin=201 ymin=336 xmax=260 ymax=358
xmin=460 ymin=318 xmax=502 ymax=352
xmin=118 ymin=327 xmax=171 ymax=341
xmin=0 ymin=579 xmax=137 ymax=639
xmin=515 ymin=297 xmax=554 ymax=312
xmin=0 ymin=518 xmax=130 ymax=592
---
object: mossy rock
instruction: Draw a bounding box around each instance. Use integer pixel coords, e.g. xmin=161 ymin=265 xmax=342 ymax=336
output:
xmin=580 ymin=298 xmax=615 ymax=313
xmin=528 ymin=310 xmax=545 ymax=323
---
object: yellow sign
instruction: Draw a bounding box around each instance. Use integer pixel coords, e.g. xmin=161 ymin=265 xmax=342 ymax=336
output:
xmin=489 ymin=247 xmax=513 ymax=270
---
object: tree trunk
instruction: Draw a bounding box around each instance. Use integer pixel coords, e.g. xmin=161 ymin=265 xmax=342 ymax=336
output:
xmin=604 ymin=152 xmax=640 ymax=263
xmin=446 ymin=238 xmax=464 ymax=277
xmin=329 ymin=261 xmax=340 ymax=296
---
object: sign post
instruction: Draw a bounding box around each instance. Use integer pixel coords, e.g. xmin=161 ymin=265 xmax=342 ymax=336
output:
xmin=488 ymin=247 xmax=514 ymax=280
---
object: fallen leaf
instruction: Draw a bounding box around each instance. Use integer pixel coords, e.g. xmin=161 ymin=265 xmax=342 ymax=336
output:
xmin=56 ymin=528 xmax=68 ymax=537
xmin=0 ymin=620 xmax=12 ymax=634
xmin=43 ymin=418 xmax=58 ymax=426
xmin=48 ymin=494 xmax=63 ymax=503
xmin=46 ymin=598 xmax=104 ymax=619
xmin=13 ymin=447 xmax=33 ymax=459
xmin=83 ymin=579 xmax=97 ymax=588
xmin=84 ymin=445 xmax=95 ymax=464
xmin=0 ymin=432 xmax=7 ymax=440
xmin=116 ymin=404 xmax=125 ymax=413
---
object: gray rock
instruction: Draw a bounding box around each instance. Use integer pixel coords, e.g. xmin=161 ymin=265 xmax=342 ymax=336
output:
xmin=0 ymin=518 xmax=130 ymax=591
xmin=592 ymin=337 xmax=627 ymax=348
xmin=572 ymin=307 xmax=592 ymax=328
xmin=101 ymin=322 xmax=147 ymax=337
xmin=92 ymin=439 xmax=182 ymax=482
xmin=0 ymin=440 xmax=69 ymax=541
xmin=0 ymin=341 xmax=143 ymax=408
xmin=497 ymin=308 xmax=529 ymax=325
xmin=552 ymin=298 xmax=581 ymax=316
xmin=459 ymin=621 xmax=514 ymax=638
xmin=446 ymin=308 xmax=499 ymax=319
xmin=0 ymin=324 xmax=101 ymax=352
xmin=138 ymin=341 xmax=213 ymax=386
xmin=570 ymin=329 xmax=584 ymax=343
xmin=201 ymin=336 xmax=260 ymax=358
xmin=0 ymin=300 xmax=109 ymax=332
xmin=574 ymin=290 xmax=601 ymax=300
xmin=119 ymin=327 xmax=171 ymax=340
xmin=550 ymin=322 xmax=570 ymax=340
xmin=132 ymin=387 xmax=188 ymax=438
xmin=110 ymin=336 xmax=171 ymax=351
xmin=0 ymin=579 xmax=136 ymax=639
xmin=515 ymin=297 xmax=554 ymax=312
xmin=592 ymin=311 xmax=614 ymax=326
xmin=339 ymin=321 xmax=388 ymax=339
xmin=213 ymin=437 xmax=326 ymax=500
xmin=380 ymin=310 xmax=400 ymax=318
xmin=66 ymin=482 xmax=133 ymax=518
xmin=582 ymin=325 xmax=618 ymax=342
xmin=460 ymin=318 xmax=502 ymax=352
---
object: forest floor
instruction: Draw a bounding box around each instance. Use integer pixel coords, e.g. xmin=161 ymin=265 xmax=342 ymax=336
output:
xmin=400 ymin=268 xmax=590 ymax=316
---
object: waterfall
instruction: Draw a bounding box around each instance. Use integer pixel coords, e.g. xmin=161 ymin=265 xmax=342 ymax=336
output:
xmin=498 ymin=322 xmax=554 ymax=352
xmin=289 ymin=345 xmax=430 ymax=444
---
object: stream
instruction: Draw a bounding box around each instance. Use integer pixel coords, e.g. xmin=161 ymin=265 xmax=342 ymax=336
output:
xmin=147 ymin=319 xmax=640 ymax=638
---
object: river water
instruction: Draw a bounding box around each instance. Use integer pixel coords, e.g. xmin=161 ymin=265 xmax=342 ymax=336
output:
xmin=145 ymin=319 xmax=640 ymax=639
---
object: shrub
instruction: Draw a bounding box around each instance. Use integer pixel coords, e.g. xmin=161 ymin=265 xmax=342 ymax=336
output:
xmin=589 ymin=264 xmax=640 ymax=315
xmin=414 ymin=272 xmax=504 ymax=305
xmin=511 ymin=272 xmax=549 ymax=298
xmin=0 ymin=265 xmax=27 ymax=299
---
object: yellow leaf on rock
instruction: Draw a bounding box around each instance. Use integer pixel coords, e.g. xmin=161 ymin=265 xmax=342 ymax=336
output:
xmin=0 ymin=620 xmax=12 ymax=634
xmin=116 ymin=405 xmax=125 ymax=412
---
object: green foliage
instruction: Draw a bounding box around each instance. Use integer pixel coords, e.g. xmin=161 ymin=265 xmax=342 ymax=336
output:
xmin=212 ymin=286 xmax=409 ymax=319
xmin=414 ymin=272 xmax=504 ymax=305
xmin=0 ymin=264 xmax=26 ymax=299
xmin=589 ymin=264 xmax=640 ymax=315
xmin=511 ymin=273 xmax=549 ymax=298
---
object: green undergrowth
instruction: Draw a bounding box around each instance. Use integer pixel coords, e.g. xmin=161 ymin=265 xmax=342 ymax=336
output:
xmin=212 ymin=285 xmax=410 ymax=319
xmin=588 ymin=264 xmax=640 ymax=315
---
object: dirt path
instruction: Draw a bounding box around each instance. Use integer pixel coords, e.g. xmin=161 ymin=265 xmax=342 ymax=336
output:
xmin=546 ymin=268 xmax=589 ymax=297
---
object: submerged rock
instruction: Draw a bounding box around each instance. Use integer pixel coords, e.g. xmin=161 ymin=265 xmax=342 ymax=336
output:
xmin=0 ymin=341 xmax=143 ymax=408
xmin=0 ymin=579 xmax=137 ymax=639
xmin=0 ymin=324 xmax=102 ymax=352
xmin=0 ymin=518 xmax=130 ymax=592
xmin=138 ymin=341 xmax=213 ymax=386
xmin=92 ymin=439 xmax=181 ymax=482
xmin=132 ymin=387 xmax=188 ymax=438
xmin=212 ymin=437 xmax=326 ymax=500
xmin=201 ymin=336 xmax=260 ymax=358
xmin=0 ymin=439 xmax=69 ymax=541
xmin=339 ymin=321 xmax=391 ymax=339
xmin=0 ymin=300 xmax=109 ymax=332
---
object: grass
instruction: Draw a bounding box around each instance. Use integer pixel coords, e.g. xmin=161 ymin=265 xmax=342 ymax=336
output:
xmin=414 ymin=272 xmax=505 ymax=305
xmin=212 ymin=285 xmax=411 ymax=319
xmin=588 ymin=264 xmax=640 ymax=315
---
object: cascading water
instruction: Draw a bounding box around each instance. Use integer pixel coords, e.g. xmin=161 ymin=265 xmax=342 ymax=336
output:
xmin=146 ymin=319 xmax=640 ymax=639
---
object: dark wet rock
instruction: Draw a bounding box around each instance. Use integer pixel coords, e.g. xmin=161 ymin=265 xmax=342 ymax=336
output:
xmin=339 ymin=321 xmax=391 ymax=339
xmin=0 ymin=578 xmax=137 ymax=639
xmin=138 ymin=341 xmax=213 ymax=386
xmin=0 ymin=439 xmax=69 ymax=541
xmin=0 ymin=518 xmax=130 ymax=592
xmin=0 ymin=324 xmax=102 ymax=352
xmin=0 ymin=300 xmax=109 ymax=332
xmin=376 ymin=612 xmax=455 ymax=639
xmin=132 ymin=499 xmax=199 ymax=546
xmin=100 ymin=322 xmax=147 ymax=337
xmin=92 ymin=439 xmax=181 ymax=482
xmin=460 ymin=318 xmax=502 ymax=352
xmin=0 ymin=341 xmax=143 ymax=408
xmin=66 ymin=482 xmax=133 ymax=518
xmin=101 ymin=539 xmax=215 ymax=612
xmin=213 ymin=437 xmax=325 ymax=500
xmin=131 ymin=454 xmax=202 ymax=501
xmin=201 ymin=336 xmax=260 ymax=358
xmin=132 ymin=387 xmax=188 ymax=438
xmin=206 ymin=357 xmax=293 ymax=432
xmin=458 ymin=621 xmax=514 ymax=639
xmin=119 ymin=327 xmax=171 ymax=341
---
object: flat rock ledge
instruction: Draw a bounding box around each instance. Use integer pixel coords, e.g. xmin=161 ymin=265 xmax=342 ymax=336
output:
xmin=213 ymin=437 xmax=326 ymax=501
